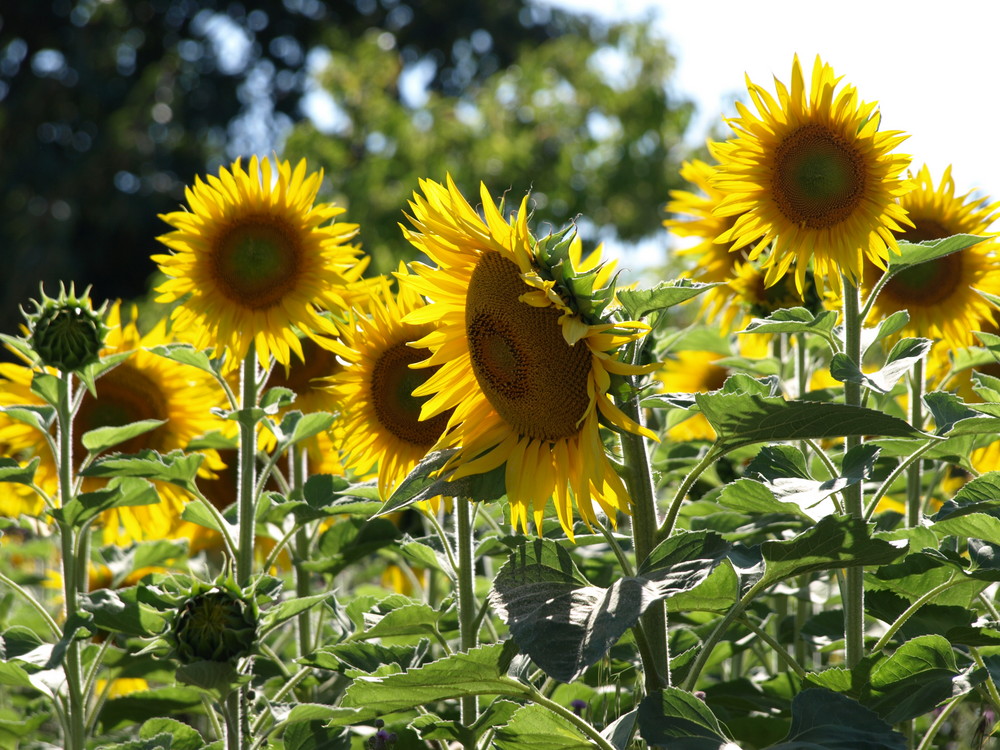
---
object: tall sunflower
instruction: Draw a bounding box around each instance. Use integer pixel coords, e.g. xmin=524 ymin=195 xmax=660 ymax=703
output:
xmin=0 ymin=304 xmax=224 ymax=545
xmin=400 ymin=176 xmax=657 ymax=538
xmin=863 ymin=165 xmax=1000 ymax=347
xmin=710 ymin=55 xmax=912 ymax=294
xmin=153 ymin=155 xmax=364 ymax=367
xmin=325 ymin=273 xmax=453 ymax=501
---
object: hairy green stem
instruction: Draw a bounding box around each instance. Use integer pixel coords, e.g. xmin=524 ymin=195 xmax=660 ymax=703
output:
xmin=619 ymin=387 xmax=669 ymax=690
xmin=526 ymin=688 xmax=618 ymax=750
xmin=289 ymin=446 xmax=314 ymax=661
xmin=916 ymin=692 xmax=965 ymax=750
xmin=659 ymin=444 xmax=723 ymax=541
xmin=865 ymin=440 xmax=938 ymax=520
xmin=236 ymin=346 xmax=260 ymax=586
xmin=56 ymin=372 xmax=86 ymax=750
xmin=737 ymin=615 xmax=807 ymax=678
xmin=841 ymin=275 xmax=865 ymax=668
xmin=685 ymin=577 xmax=770 ymax=691
xmin=0 ymin=568 xmax=60 ymax=638
xmin=906 ymin=357 xmax=925 ymax=527
xmin=455 ymin=497 xmax=479 ymax=733
xmin=871 ymin=576 xmax=963 ymax=653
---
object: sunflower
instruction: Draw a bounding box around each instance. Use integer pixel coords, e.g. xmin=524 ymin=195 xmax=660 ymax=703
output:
xmin=0 ymin=304 xmax=224 ymax=545
xmin=153 ymin=155 xmax=364 ymax=367
xmin=710 ymin=55 xmax=912 ymax=294
xmin=400 ymin=176 xmax=656 ymax=538
xmin=655 ymin=349 xmax=731 ymax=441
xmin=862 ymin=165 xmax=1000 ymax=347
xmin=324 ymin=273 xmax=453 ymax=503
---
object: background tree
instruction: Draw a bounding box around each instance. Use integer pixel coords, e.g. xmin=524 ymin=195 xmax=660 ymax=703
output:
xmin=0 ymin=0 xmax=692 ymax=338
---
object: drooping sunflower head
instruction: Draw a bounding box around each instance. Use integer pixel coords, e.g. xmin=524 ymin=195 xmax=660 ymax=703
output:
xmin=711 ymin=55 xmax=912 ymax=294
xmin=324 ymin=272 xmax=454 ymax=501
xmin=863 ymin=165 xmax=1000 ymax=347
xmin=401 ymin=176 xmax=657 ymax=539
xmin=153 ymin=155 xmax=364 ymax=367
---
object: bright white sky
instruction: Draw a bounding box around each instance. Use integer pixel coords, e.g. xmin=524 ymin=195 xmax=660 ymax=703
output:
xmin=542 ymin=0 xmax=1000 ymax=204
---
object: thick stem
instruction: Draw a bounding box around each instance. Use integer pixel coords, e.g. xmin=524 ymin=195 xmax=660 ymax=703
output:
xmin=56 ymin=372 xmax=86 ymax=750
xmin=906 ymin=357 xmax=925 ymax=527
xmin=289 ymin=447 xmax=313 ymax=660
xmin=619 ymin=386 xmax=669 ymax=690
xmin=455 ymin=497 xmax=479 ymax=732
xmin=841 ymin=275 xmax=865 ymax=668
xmin=236 ymin=345 xmax=260 ymax=587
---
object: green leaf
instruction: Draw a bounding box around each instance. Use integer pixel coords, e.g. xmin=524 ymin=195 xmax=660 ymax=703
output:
xmin=175 ymin=660 xmax=249 ymax=700
xmin=695 ymin=393 xmax=926 ymax=450
xmin=0 ymin=455 xmax=41 ymax=486
xmin=305 ymin=517 xmax=401 ymax=576
xmin=761 ymin=516 xmax=907 ymax=585
xmin=52 ymin=476 xmax=159 ymax=527
xmin=864 ymin=635 xmax=984 ymax=724
xmin=98 ymin=687 xmax=205 ymax=733
xmin=491 ymin=533 xmax=729 ymax=682
xmin=740 ymin=307 xmax=839 ymax=337
xmin=636 ymin=688 xmax=733 ymax=749
xmin=282 ymin=721 xmax=350 ymax=750
xmin=889 ymin=235 xmax=985 ymax=272
xmin=149 ymin=343 xmax=225 ymax=378
xmin=77 ymin=351 xmax=132 ymax=396
xmin=138 ymin=719 xmax=205 ymax=750
xmin=82 ymin=449 xmax=204 ymax=494
xmin=830 ymin=338 xmax=931 ymax=394
xmin=617 ymin=280 xmax=719 ymax=319
xmin=0 ymin=404 xmax=56 ymax=434
xmin=81 ymin=419 xmax=166 ymax=454
xmin=716 ymin=478 xmax=810 ymax=520
xmin=260 ymin=386 xmax=296 ymax=410
xmin=493 ymin=703 xmax=592 ymax=750
xmin=269 ymin=410 xmax=335 ymax=449
xmin=932 ymin=513 xmax=1000 ymax=547
xmin=302 ymin=641 xmax=429 ymax=673
xmin=324 ymin=643 xmax=528 ymax=724
xmin=80 ymin=588 xmax=167 ymax=637
xmin=180 ymin=501 xmax=224 ymax=533
xmin=30 ymin=372 xmax=60 ymax=407
xmin=863 ymin=310 xmax=910 ymax=356
xmin=379 ymin=449 xmax=506 ymax=513
xmin=768 ymin=689 xmax=905 ymax=750
xmin=757 ymin=444 xmax=880 ymax=519
xmin=935 ymin=471 xmax=1000 ymax=521
xmin=922 ymin=391 xmax=985 ymax=435
xmin=260 ymin=592 xmax=333 ymax=635
xmin=355 ymin=603 xmax=446 ymax=641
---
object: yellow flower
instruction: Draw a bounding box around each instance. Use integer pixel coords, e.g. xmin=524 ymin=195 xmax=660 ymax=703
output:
xmin=711 ymin=55 xmax=912 ymax=294
xmin=0 ymin=304 xmax=224 ymax=545
xmin=324 ymin=275 xmax=454 ymax=501
xmin=655 ymin=350 xmax=731 ymax=441
xmin=401 ymin=176 xmax=656 ymax=538
xmin=863 ymin=165 xmax=1000 ymax=347
xmin=153 ymin=155 xmax=364 ymax=367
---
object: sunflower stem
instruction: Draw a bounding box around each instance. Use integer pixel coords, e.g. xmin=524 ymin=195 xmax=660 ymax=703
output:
xmin=236 ymin=344 xmax=260 ymax=587
xmin=290 ymin=446 xmax=316 ymax=669
xmin=841 ymin=274 xmax=866 ymax=668
xmin=906 ymin=357 xmax=925 ymax=527
xmin=56 ymin=371 xmax=86 ymax=750
xmin=455 ymin=496 xmax=479 ymax=731
xmin=618 ymin=384 xmax=669 ymax=690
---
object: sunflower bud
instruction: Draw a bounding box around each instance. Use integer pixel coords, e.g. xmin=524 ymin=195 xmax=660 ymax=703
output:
xmin=173 ymin=585 xmax=258 ymax=663
xmin=24 ymin=283 xmax=109 ymax=372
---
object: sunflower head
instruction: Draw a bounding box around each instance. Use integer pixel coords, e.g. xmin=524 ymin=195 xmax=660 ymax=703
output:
xmin=711 ymin=54 xmax=912 ymax=294
xmin=402 ymin=176 xmax=657 ymax=538
xmin=23 ymin=282 xmax=110 ymax=372
xmin=153 ymin=154 xmax=364 ymax=367
xmin=171 ymin=579 xmax=259 ymax=664
xmin=863 ymin=165 xmax=1000 ymax=347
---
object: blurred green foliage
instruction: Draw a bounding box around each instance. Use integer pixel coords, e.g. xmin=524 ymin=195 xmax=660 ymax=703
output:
xmin=0 ymin=0 xmax=693 ymax=338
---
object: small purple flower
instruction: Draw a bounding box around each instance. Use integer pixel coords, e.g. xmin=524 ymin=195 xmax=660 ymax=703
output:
xmin=571 ymin=699 xmax=587 ymax=716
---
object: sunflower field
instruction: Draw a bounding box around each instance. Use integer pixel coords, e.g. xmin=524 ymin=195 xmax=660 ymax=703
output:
xmin=3 ymin=52 xmax=1000 ymax=750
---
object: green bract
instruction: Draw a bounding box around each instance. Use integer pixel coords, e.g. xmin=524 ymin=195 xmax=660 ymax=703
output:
xmin=24 ymin=282 xmax=109 ymax=372
xmin=173 ymin=583 xmax=259 ymax=664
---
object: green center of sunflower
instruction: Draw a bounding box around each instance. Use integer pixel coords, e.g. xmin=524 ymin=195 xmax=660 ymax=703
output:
xmin=772 ymin=123 xmax=867 ymax=228
xmin=371 ymin=341 xmax=451 ymax=447
xmin=212 ymin=216 xmax=303 ymax=309
xmin=75 ymin=361 xmax=168 ymax=456
xmin=465 ymin=250 xmax=592 ymax=442
xmin=882 ymin=253 xmax=964 ymax=308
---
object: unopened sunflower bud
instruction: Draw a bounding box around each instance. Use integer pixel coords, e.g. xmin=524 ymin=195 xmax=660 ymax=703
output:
xmin=25 ymin=283 xmax=109 ymax=372
xmin=173 ymin=586 xmax=258 ymax=663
